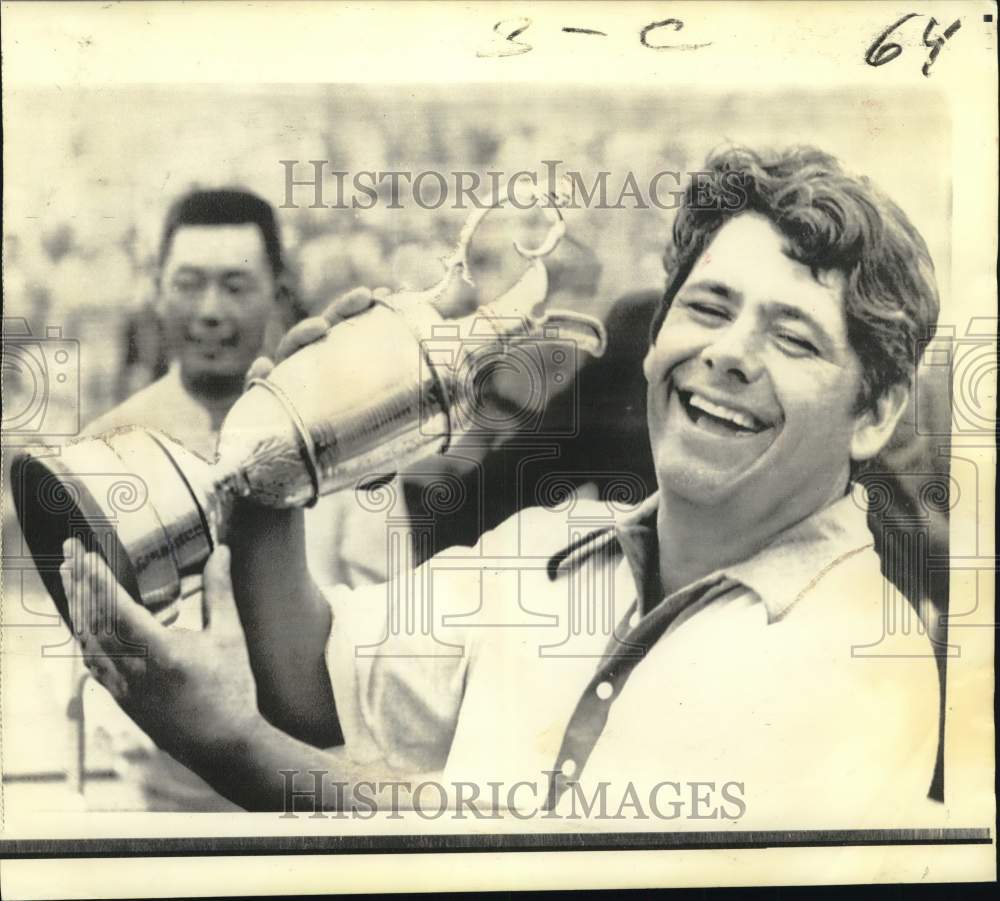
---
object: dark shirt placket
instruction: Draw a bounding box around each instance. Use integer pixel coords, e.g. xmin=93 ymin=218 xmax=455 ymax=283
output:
xmin=544 ymin=574 xmax=735 ymax=811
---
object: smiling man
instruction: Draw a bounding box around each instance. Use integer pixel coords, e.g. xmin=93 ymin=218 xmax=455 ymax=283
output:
xmin=63 ymin=146 xmax=944 ymax=825
xmin=646 ymin=209 xmax=912 ymax=597
xmin=88 ymin=189 xmax=288 ymax=459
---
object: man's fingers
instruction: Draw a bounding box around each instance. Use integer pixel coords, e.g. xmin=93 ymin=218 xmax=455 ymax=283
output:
xmin=320 ymin=286 xmax=378 ymax=327
xmin=244 ymin=356 xmax=274 ymax=388
xmin=60 ymin=540 xmax=128 ymax=696
xmin=261 ymin=287 xmax=383 ymax=371
xmin=202 ymin=545 xmax=242 ymax=635
xmin=78 ymin=635 xmax=129 ymax=701
xmin=274 ymin=316 xmax=331 ymax=363
xmin=61 ymin=544 xmax=163 ymax=658
xmin=59 ymin=538 xmax=97 ymax=637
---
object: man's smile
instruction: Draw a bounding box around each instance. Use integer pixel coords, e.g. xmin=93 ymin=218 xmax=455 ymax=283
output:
xmin=659 ymin=376 xmax=782 ymax=472
xmin=677 ymin=389 xmax=770 ymax=435
xmin=185 ymin=329 xmax=241 ymax=358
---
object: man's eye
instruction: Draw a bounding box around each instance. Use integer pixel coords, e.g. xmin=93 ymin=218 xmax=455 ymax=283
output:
xmin=776 ymin=332 xmax=819 ymax=356
xmin=685 ymin=301 xmax=728 ymax=320
xmin=171 ymin=275 xmax=203 ymax=293
xmin=223 ymin=277 xmax=254 ymax=295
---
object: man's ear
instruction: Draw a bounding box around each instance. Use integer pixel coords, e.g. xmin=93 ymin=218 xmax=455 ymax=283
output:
xmin=642 ymin=345 xmax=657 ymax=383
xmin=149 ymin=275 xmax=167 ymax=318
xmin=850 ymin=383 xmax=910 ymax=462
xmin=273 ymin=269 xmax=301 ymax=321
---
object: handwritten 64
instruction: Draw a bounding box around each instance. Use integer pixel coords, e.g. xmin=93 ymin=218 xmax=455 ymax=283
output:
xmin=865 ymin=12 xmax=962 ymax=77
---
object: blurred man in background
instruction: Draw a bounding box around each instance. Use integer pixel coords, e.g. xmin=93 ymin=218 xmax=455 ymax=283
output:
xmin=79 ymin=189 xmax=293 ymax=810
xmin=89 ymin=189 xmax=293 ymax=459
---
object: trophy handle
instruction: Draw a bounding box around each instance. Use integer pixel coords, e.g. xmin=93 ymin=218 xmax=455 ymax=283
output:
xmin=440 ymin=186 xmax=569 ymax=288
xmin=512 ymin=195 xmax=566 ymax=259
xmin=539 ymin=309 xmax=608 ymax=358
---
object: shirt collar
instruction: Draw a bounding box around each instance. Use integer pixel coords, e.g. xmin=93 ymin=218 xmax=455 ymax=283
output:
xmin=611 ymin=493 xmax=662 ymax=608
xmin=720 ymin=493 xmax=875 ymax=621
xmin=553 ymin=491 xmax=874 ymax=624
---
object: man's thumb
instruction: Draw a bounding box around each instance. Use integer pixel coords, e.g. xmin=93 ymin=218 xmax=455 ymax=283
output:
xmin=244 ymin=356 xmax=274 ymax=391
xmin=202 ymin=545 xmax=240 ymax=632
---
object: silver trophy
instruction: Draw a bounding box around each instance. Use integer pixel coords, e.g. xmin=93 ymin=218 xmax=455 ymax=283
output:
xmin=10 ymin=197 xmax=607 ymax=625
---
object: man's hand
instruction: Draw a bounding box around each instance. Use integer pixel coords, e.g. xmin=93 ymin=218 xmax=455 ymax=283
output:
xmin=244 ymin=285 xmax=388 ymax=385
xmin=60 ymin=538 xmax=262 ymax=771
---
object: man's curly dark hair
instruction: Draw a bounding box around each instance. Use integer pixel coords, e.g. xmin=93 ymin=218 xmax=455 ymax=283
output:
xmin=650 ymin=146 xmax=940 ymax=412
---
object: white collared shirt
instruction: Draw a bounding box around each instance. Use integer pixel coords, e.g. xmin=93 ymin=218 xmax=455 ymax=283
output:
xmin=325 ymin=493 xmax=943 ymax=827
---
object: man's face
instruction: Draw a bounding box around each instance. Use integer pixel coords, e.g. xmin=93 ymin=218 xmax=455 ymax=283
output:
xmin=159 ymin=223 xmax=276 ymax=387
xmin=643 ymin=213 xmax=870 ymax=523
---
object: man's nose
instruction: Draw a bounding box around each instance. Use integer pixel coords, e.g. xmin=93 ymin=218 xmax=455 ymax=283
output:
xmin=194 ymin=280 xmax=227 ymax=325
xmin=700 ymin=321 xmax=763 ymax=383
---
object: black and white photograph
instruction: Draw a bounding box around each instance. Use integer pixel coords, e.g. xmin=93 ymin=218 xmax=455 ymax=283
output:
xmin=0 ymin=2 xmax=995 ymax=897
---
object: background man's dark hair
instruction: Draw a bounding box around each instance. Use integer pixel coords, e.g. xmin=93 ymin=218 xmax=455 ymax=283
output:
xmin=158 ymin=187 xmax=284 ymax=277
xmin=651 ymin=145 xmax=940 ymax=413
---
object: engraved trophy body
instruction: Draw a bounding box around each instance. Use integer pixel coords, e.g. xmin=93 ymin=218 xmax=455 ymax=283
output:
xmin=10 ymin=198 xmax=607 ymax=625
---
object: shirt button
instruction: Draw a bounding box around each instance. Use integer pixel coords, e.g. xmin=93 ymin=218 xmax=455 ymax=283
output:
xmin=595 ymin=681 xmax=614 ymax=701
xmin=560 ymin=759 xmax=577 ymax=778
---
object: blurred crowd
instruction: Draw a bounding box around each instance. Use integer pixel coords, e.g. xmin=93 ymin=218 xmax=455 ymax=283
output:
xmin=3 ymin=86 xmax=693 ymax=434
xmin=2 ymin=84 xmax=951 ymax=428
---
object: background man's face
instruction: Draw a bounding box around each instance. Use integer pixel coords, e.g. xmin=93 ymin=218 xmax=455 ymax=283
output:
xmin=160 ymin=223 xmax=276 ymax=388
xmin=643 ymin=213 xmax=868 ymax=524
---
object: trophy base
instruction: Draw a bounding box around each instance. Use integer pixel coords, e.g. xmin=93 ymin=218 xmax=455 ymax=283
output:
xmin=10 ymin=427 xmax=215 ymax=627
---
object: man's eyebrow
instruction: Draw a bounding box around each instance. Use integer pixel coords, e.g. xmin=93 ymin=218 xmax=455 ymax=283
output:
xmin=168 ymin=264 xmax=205 ymax=278
xmin=680 ymin=279 xmax=740 ymax=301
xmin=170 ymin=264 xmax=254 ymax=277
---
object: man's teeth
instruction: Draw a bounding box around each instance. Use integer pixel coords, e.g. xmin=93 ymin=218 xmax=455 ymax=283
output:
xmin=687 ymin=393 xmax=759 ymax=430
